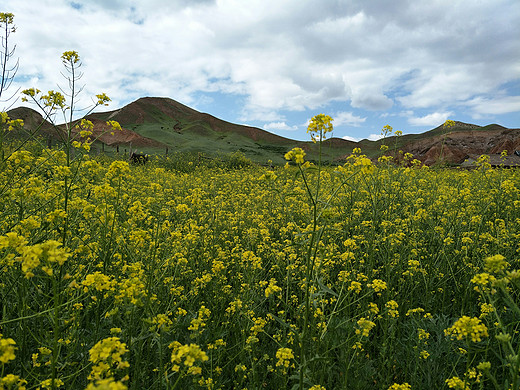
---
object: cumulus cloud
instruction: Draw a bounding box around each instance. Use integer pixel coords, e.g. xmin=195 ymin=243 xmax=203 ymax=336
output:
xmin=3 ymin=0 xmax=519 ymax=132
xmin=263 ymin=122 xmax=298 ymax=131
xmin=367 ymin=133 xmax=383 ymax=141
xmin=343 ymin=133 xmax=384 ymax=142
xmin=467 ymin=95 xmax=520 ymax=116
xmin=333 ymin=111 xmax=366 ymax=127
xmin=408 ymin=112 xmax=453 ymax=127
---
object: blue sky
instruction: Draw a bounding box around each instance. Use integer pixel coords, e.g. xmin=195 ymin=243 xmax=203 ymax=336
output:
xmin=3 ymin=0 xmax=520 ymax=141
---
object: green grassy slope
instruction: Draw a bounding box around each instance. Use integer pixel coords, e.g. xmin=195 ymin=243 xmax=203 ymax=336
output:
xmin=87 ymin=97 xmax=359 ymax=164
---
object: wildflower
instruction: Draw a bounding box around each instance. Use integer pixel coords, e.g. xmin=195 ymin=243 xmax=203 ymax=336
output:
xmin=17 ymin=244 xmax=42 ymax=278
xmin=385 ymin=300 xmax=399 ymax=318
xmin=352 ymin=341 xmax=363 ymax=350
xmin=39 ymin=378 xmax=64 ymax=389
xmin=406 ymin=307 xmax=425 ymax=316
xmin=275 ymin=347 xmax=294 ymax=371
xmin=21 ymin=87 xmax=41 ymax=101
xmin=356 ymin=317 xmax=376 ymax=337
xmin=107 ymin=120 xmax=122 ymax=132
xmin=368 ymin=302 xmax=379 ymax=314
xmin=170 ymin=343 xmax=208 ymax=373
xmin=106 ymin=161 xmax=131 ymax=181
xmin=309 ymin=386 xmax=327 ymax=390
xmin=225 ymin=299 xmax=243 ymax=315
xmin=476 ymin=361 xmax=491 ymax=371
xmin=381 ymin=124 xmax=393 ymax=138
xmin=479 ymin=303 xmax=494 ymax=318
xmin=445 ymin=316 xmax=488 ymax=342
xmin=82 ymin=272 xmax=115 ymax=292
xmin=0 ymin=336 xmax=17 ymax=363
xmin=188 ymin=306 xmax=211 ymax=333
xmin=0 ymin=232 xmax=27 ymax=250
xmin=96 ymin=93 xmax=111 ymax=106
xmin=388 ymin=384 xmax=411 ymax=390
xmin=61 ymin=50 xmax=80 ymax=63
xmin=443 ymin=119 xmax=456 ymax=128
xmin=353 ymin=155 xmax=374 ymax=174
xmin=207 ymin=339 xmax=226 ymax=350
xmin=41 ymin=90 xmax=66 ymax=109
xmin=483 ymin=254 xmax=508 ymax=274
xmin=148 ymin=313 xmax=173 ymax=332
xmin=250 ymin=317 xmax=267 ymax=336
xmin=419 ymin=350 xmax=430 ymax=359
xmin=417 ymin=328 xmax=430 ymax=341
xmin=307 ymin=113 xmax=333 ymax=142
xmin=7 ymin=118 xmax=23 ymax=131
xmin=284 ymin=147 xmax=306 ymax=164
xmin=265 ymin=278 xmax=282 ymax=298
xmin=445 ymin=376 xmax=470 ymax=390
xmin=348 ymin=281 xmax=362 ymax=293
xmin=470 ymin=272 xmax=496 ymax=292
xmin=0 ymin=374 xmax=28 ymax=389
xmin=85 ymin=378 xmax=128 ymax=390
xmin=88 ymin=337 xmax=129 ymax=380
xmin=368 ymin=279 xmax=387 ymax=294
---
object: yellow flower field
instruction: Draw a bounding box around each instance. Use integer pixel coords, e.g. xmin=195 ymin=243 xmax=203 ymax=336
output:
xmin=0 ymin=140 xmax=519 ymax=389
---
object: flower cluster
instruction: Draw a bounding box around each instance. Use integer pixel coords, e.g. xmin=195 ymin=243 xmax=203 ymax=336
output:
xmin=275 ymin=347 xmax=294 ymax=372
xmin=307 ymin=113 xmax=333 ymax=142
xmin=284 ymin=147 xmax=306 ymax=164
xmin=445 ymin=316 xmax=489 ymax=342
xmin=88 ymin=337 xmax=129 ymax=381
xmin=169 ymin=342 xmax=208 ymax=375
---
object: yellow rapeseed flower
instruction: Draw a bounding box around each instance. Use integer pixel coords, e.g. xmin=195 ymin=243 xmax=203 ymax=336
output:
xmin=0 ymin=336 xmax=17 ymax=363
xmin=388 ymin=383 xmax=411 ymax=390
xmin=275 ymin=347 xmax=294 ymax=370
xmin=355 ymin=317 xmax=376 ymax=337
xmin=445 ymin=376 xmax=469 ymax=390
xmin=445 ymin=316 xmax=488 ymax=342
xmin=483 ymin=254 xmax=508 ymax=274
xmin=284 ymin=147 xmax=306 ymax=164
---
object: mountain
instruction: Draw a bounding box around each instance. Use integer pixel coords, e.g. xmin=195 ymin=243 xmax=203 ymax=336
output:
xmin=375 ymin=122 xmax=520 ymax=165
xmin=7 ymin=97 xmax=520 ymax=165
xmin=85 ymin=97 xmax=300 ymax=163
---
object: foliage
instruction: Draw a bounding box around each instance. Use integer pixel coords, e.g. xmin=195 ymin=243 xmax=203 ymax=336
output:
xmin=0 ymin=131 xmax=519 ymax=388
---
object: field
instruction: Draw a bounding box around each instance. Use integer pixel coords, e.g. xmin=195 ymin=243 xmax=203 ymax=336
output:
xmin=0 ymin=140 xmax=519 ymax=390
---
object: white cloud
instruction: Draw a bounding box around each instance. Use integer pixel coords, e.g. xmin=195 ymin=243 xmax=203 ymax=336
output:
xmin=467 ymin=96 xmax=520 ymax=116
xmin=367 ymin=133 xmax=383 ymax=141
xmin=263 ymin=121 xmax=298 ymax=131
xmin=345 ymin=133 xmax=382 ymax=142
xmin=3 ymin=0 xmax=519 ymax=133
xmin=333 ymin=111 xmax=366 ymax=127
xmin=408 ymin=112 xmax=453 ymax=127
xmin=342 ymin=135 xmax=361 ymax=142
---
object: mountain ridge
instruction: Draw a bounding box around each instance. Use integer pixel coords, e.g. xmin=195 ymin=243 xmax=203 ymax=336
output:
xmin=7 ymin=97 xmax=520 ymax=165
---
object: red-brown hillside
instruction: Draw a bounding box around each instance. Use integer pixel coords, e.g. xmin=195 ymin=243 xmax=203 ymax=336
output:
xmin=87 ymin=97 xmax=295 ymax=145
xmin=6 ymin=106 xmax=166 ymax=149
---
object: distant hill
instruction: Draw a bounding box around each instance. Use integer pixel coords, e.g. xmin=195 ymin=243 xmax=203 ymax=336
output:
xmin=377 ymin=121 xmax=520 ymax=165
xmin=85 ymin=97 xmax=300 ymax=163
xmin=6 ymin=105 xmax=167 ymax=152
xmin=7 ymin=97 xmax=520 ymax=165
